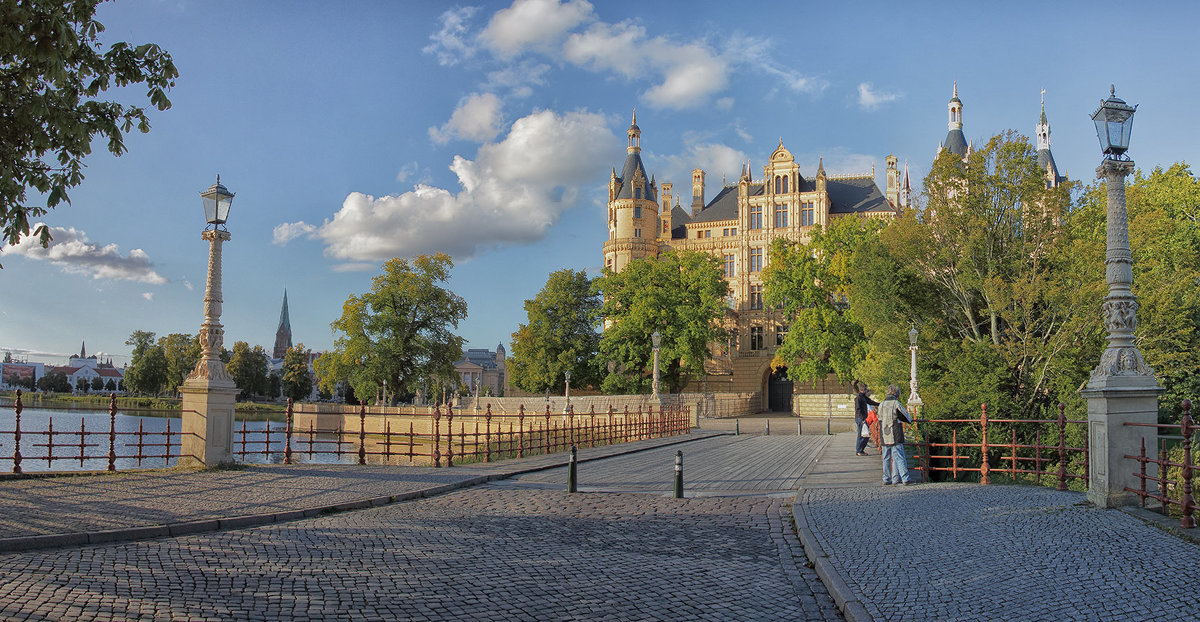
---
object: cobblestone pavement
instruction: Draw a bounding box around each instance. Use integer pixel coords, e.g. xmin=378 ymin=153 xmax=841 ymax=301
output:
xmin=798 ymin=433 xmax=1200 ymax=621
xmin=0 ymin=432 xmax=720 ymax=542
xmin=0 ymin=450 xmax=843 ymax=620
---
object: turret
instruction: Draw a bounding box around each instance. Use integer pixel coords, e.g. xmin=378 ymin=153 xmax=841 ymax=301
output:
xmin=603 ymin=112 xmax=661 ymax=273
xmin=691 ymin=168 xmax=705 ymax=216
xmin=885 ymin=155 xmax=899 ymax=207
xmin=941 ymin=82 xmax=969 ymax=158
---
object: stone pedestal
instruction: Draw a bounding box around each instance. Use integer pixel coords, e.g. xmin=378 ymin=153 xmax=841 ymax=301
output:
xmin=179 ymin=379 xmax=238 ymax=467
xmin=1081 ymin=376 xmax=1161 ymax=508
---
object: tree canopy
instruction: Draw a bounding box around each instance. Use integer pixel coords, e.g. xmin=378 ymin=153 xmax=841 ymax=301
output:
xmin=281 ymin=344 xmax=313 ymax=402
xmin=762 ymin=214 xmax=885 ymax=384
xmin=508 ymin=269 xmax=601 ymax=394
xmin=227 ymin=341 xmax=270 ymax=400
xmin=314 ymin=254 xmax=467 ymax=404
xmin=1 ymin=0 xmax=178 ymax=251
xmin=595 ymin=250 xmax=729 ymax=393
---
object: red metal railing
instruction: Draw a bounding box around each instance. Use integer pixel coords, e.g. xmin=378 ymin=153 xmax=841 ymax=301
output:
xmin=1124 ymin=400 xmax=1196 ymax=529
xmin=0 ymin=390 xmax=180 ymax=473
xmin=233 ymin=400 xmax=692 ymax=468
xmin=906 ymin=403 xmax=1089 ymax=491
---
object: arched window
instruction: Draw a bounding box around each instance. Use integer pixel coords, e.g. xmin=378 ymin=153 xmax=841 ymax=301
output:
xmin=782 ymin=175 xmax=788 ymax=193
xmin=774 ymin=176 xmax=781 ymax=194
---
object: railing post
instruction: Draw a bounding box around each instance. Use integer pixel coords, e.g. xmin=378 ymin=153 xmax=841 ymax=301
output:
xmin=1057 ymin=403 xmax=1067 ymax=491
xmin=735 ymin=418 xmax=739 ymax=436
xmin=359 ymin=405 xmax=367 ymax=465
xmin=517 ymin=405 xmax=525 ymax=458
xmin=433 ymin=407 xmax=441 ymax=467
xmin=485 ymin=404 xmax=492 ymax=463
xmin=1180 ymin=399 xmax=1194 ymax=529
xmin=13 ymin=389 xmax=23 ymax=474
xmin=446 ymin=410 xmax=454 ymax=467
xmin=107 ymin=393 xmax=118 ymax=472
xmin=1136 ymin=438 xmax=1148 ymax=507
xmin=284 ymin=398 xmax=294 ymax=465
xmin=544 ymin=404 xmax=552 ymax=455
xmin=980 ymin=403 xmax=990 ymax=485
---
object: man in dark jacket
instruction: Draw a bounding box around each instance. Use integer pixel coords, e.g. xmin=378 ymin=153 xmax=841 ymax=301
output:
xmin=854 ymin=382 xmax=878 ymax=456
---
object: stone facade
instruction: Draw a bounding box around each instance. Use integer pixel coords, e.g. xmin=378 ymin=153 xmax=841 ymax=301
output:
xmin=603 ymin=114 xmax=898 ymax=411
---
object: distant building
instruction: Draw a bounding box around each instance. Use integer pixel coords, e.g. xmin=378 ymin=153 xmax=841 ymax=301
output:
xmin=454 ymin=344 xmax=507 ymax=397
xmin=272 ymin=290 xmax=293 ymax=360
xmin=47 ymin=342 xmax=123 ymax=393
xmin=1 ymin=353 xmax=42 ymax=390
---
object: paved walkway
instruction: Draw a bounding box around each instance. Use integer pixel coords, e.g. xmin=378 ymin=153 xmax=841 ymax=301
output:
xmin=795 ymin=431 xmax=1200 ymax=621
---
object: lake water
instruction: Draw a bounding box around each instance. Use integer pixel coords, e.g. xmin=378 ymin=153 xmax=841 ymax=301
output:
xmin=0 ymin=407 xmax=357 ymax=472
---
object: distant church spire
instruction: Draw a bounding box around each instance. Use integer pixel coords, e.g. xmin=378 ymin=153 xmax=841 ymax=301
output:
xmin=273 ymin=290 xmax=293 ymax=359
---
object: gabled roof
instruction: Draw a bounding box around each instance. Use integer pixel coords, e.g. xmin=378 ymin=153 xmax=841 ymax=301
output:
xmin=614 ymin=152 xmax=657 ymax=202
xmin=827 ymin=177 xmax=892 ymax=214
xmin=690 ymin=185 xmax=744 ymax=223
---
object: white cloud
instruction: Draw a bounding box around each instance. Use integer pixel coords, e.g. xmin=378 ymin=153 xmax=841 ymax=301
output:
xmin=1 ymin=225 xmax=167 ymax=284
xmin=395 ymin=162 xmax=419 ymax=182
xmin=423 ymin=6 xmax=480 ymax=66
xmin=141 ymin=292 xmax=154 ymax=301
xmin=282 ymin=109 xmax=620 ymax=264
xmin=272 ymin=221 xmax=318 ymax=246
xmin=716 ymin=97 xmax=734 ymax=112
xmin=183 ymin=279 xmax=194 ymax=291
xmin=563 ymin=21 xmax=729 ymax=109
xmin=483 ymin=61 xmax=550 ymax=98
xmin=655 ymin=142 xmax=750 ymax=196
xmin=723 ymin=34 xmax=827 ymax=95
xmin=858 ymin=82 xmax=901 ymax=110
xmin=429 ymin=92 xmax=504 ymax=144
xmin=481 ymin=0 xmax=593 ymax=58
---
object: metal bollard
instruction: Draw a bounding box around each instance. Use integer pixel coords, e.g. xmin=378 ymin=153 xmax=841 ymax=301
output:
xmin=673 ymin=450 xmax=684 ymax=499
xmin=735 ymin=418 xmax=739 ymax=435
xmin=765 ymin=419 xmax=770 ymax=436
xmin=797 ymin=419 xmax=802 ymax=436
xmin=567 ymin=445 xmax=577 ymax=493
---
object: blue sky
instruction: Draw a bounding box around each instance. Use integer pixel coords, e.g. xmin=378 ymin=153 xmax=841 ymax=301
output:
xmin=3 ymin=0 xmax=1198 ymax=367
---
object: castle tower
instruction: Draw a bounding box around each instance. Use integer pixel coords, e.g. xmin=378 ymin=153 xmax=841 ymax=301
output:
xmin=602 ymin=111 xmax=660 ymax=273
xmin=691 ymin=168 xmax=705 ymax=216
xmin=885 ymin=154 xmax=899 ymax=207
xmin=273 ymin=290 xmax=293 ymax=360
xmin=1035 ymin=89 xmax=1065 ymax=189
xmin=940 ymin=82 xmax=969 ymax=158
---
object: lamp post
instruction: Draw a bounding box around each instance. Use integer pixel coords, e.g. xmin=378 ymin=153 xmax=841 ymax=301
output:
xmin=179 ymin=176 xmax=240 ymax=466
xmin=651 ymin=331 xmax=662 ymax=401
xmin=564 ymin=370 xmax=571 ymax=413
xmin=1079 ymin=86 xmax=1162 ymax=508
xmin=907 ymin=325 xmax=922 ymax=415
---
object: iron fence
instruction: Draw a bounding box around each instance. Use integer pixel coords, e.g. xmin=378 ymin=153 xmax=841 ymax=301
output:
xmin=1124 ymin=400 xmax=1196 ymax=529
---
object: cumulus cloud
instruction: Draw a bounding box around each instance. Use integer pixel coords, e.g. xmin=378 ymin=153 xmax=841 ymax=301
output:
xmin=1 ymin=225 xmax=167 ymax=284
xmin=429 ymin=92 xmax=504 ymax=144
xmin=423 ymin=6 xmax=479 ymax=66
xmin=395 ymin=161 xmax=419 ymax=182
xmin=141 ymin=292 xmax=154 ymax=301
xmin=278 ymin=109 xmax=620 ymax=264
xmin=858 ymin=82 xmax=901 ymax=110
xmin=481 ymin=0 xmax=593 ymax=57
xmin=272 ymin=221 xmax=318 ymax=246
xmin=655 ymin=142 xmax=750 ymax=195
xmin=563 ymin=21 xmax=729 ymax=109
xmin=484 ymin=61 xmax=550 ymax=98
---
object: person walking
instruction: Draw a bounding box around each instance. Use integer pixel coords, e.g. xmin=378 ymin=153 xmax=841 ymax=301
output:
xmin=854 ymin=382 xmax=878 ymax=456
xmin=877 ymin=384 xmax=913 ymax=485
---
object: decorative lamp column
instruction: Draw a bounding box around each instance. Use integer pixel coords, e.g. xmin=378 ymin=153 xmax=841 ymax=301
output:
xmin=179 ymin=176 xmax=240 ymax=467
xmin=564 ymin=370 xmax=572 ymax=414
xmin=651 ymin=331 xmax=662 ymax=401
xmin=907 ymin=326 xmax=922 ymax=415
xmin=1079 ymin=87 xmax=1162 ymax=508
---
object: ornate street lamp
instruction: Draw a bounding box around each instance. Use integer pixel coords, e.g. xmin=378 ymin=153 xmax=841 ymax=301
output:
xmin=651 ymin=331 xmax=662 ymax=401
xmin=1080 ymin=87 xmax=1161 ymax=508
xmin=179 ymin=175 xmax=239 ymax=466
xmin=564 ymin=369 xmax=572 ymax=413
xmin=907 ymin=325 xmax=922 ymax=413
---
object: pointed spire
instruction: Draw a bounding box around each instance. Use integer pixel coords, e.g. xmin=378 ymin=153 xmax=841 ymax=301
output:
xmin=817 ymin=157 xmax=825 ymax=174
xmin=1039 ymin=88 xmax=1047 ymax=125
xmin=632 ymin=108 xmax=637 ymax=127
xmin=953 ymin=81 xmax=958 ymax=99
xmin=80 ymin=341 xmax=87 ymax=358
xmin=627 ymin=109 xmax=641 ymax=154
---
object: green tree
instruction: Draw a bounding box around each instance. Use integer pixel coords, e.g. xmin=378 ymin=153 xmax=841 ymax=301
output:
xmin=267 ymin=371 xmax=281 ymax=401
xmin=227 ymin=341 xmax=269 ymax=400
xmin=282 ymin=344 xmax=314 ymax=402
xmin=90 ymin=376 xmax=103 ymax=392
xmin=1 ymin=0 xmax=178 ymax=252
xmin=314 ymin=254 xmax=467 ymax=404
xmin=509 ymin=269 xmax=601 ymax=393
xmin=37 ymin=371 xmax=70 ymax=392
xmin=595 ymin=250 xmax=729 ymax=394
xmin=762 ymin=215 xmax=885 ymax=384
xmin=104 ymin=378 xmax=116 ymax=391
xmin=157 ymin=332 xmax=199 ymax=395
xmin=124 ymin=330 xmax=167 ymax=395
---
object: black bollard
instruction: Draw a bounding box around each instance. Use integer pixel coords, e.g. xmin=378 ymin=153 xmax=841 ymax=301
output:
xmin=673 ymin=450 xmax=683 ymax=499
xmin=765 ymin=419 xmax=770 ymax=436
xmin=734 ymin=418 xmax=740 ymax=435
xmin=567 ymin=445 xmax=577 ymax=493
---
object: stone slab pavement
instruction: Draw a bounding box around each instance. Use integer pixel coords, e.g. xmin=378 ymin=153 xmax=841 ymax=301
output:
xmin=794 ymin=431 xmax=1200 ymax=621
xmin=0 ymin=432 xmax=845 ymax=621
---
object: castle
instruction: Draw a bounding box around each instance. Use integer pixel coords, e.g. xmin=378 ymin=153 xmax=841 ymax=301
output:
xmin=602 ymin=85 xmax=1063 ymax=412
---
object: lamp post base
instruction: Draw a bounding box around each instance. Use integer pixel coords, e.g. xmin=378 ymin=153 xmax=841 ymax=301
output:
xmin=1081 ymin=374 xmax=1161 ymax=508
xmin=179 ymin=378 xmax=238 ymax=467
